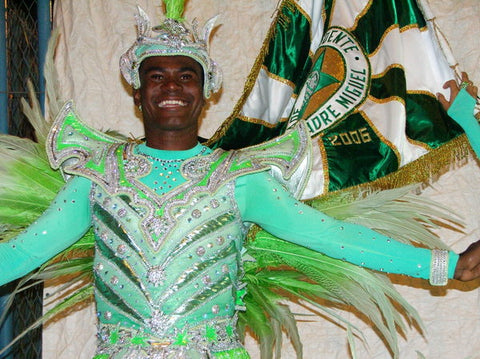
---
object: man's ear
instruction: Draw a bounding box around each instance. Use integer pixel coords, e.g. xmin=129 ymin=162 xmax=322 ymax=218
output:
xmin=133 ymin=88 xmax=141 ymax=107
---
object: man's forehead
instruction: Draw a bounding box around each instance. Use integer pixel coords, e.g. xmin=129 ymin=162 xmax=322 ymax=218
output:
xmin=140 ymin=55 xmax=203 ymax=73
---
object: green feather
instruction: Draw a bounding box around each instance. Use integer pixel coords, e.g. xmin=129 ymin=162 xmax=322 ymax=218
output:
xmin=243 ymin=228 xmax=429 ymax=358
xmin=0 ymin=135 xmax=63 ymax=237
xmin=163 ymin=0 xmax=185 ymax=21
xmin=347 ymin=325 xmax=357 ymax=359
xmin=309 ymin=186 xmax=461 ymax=249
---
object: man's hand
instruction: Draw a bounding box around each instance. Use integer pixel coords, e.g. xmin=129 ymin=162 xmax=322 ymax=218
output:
xmin=437 ymin=72 xmax=478 ymax=111
xmin=454 ymin=240 xmax=480 ymax=281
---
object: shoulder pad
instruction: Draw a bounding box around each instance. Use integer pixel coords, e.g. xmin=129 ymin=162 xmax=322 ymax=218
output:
xmin=228 ymin=121 xmax=312 ymax=198
xmin=47 ymin=101 xmax=125 ymax=178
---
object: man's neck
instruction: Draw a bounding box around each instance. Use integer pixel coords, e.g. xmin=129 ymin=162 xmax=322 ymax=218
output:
xmin=144 ymin=128 xmax=199 ymax=150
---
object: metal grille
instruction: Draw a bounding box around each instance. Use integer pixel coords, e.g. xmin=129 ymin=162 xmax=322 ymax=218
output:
xmin=1 ymin=1 xmax=50 ymax=358
xmin=6 ymin=1 xmax=39 ymax=138
xmin=9 ymin=284 xmax=43 ymax=359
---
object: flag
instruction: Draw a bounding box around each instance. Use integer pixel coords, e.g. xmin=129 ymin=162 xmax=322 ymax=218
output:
xmin=208 ymin=0 xmax=467 ymax=198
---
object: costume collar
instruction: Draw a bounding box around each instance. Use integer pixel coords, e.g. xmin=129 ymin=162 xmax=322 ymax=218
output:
xmin=136 ymin=142 xmax=209 ymax=160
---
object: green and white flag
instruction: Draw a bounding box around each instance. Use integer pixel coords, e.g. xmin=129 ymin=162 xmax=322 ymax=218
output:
xmin=209 ymin=0 xmax=465 ymax=198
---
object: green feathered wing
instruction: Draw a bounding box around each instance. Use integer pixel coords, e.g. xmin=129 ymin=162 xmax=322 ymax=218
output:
xmin=0 ymin=32 xmax=463 ymax=359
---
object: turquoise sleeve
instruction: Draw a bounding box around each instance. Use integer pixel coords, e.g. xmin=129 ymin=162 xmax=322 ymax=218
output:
xmin=0 ymin=176 xmax=92 ymax=285
xmin=235 ymin=171 xmax=458 ymax=280
xmin=448 ymin=88 xmax=480 ymax=159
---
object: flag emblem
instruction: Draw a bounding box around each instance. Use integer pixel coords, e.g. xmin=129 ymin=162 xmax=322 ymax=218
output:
xmin=289 ymin=27 xmax=370 ymax=137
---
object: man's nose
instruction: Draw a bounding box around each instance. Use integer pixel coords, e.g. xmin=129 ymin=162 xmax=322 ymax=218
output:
xmin=163 ymin=77 xmax=181 ymax=91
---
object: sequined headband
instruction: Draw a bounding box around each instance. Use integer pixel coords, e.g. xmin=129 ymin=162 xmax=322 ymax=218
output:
xmin=119 ymin=6 xmax=222 ymax=98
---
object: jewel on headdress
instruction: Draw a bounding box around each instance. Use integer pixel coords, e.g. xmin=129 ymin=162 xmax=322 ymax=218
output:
xmin=119 ymin=1 xmax=222 ymax=98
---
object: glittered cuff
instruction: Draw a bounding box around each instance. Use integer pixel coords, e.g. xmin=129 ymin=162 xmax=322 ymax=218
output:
xmin=429 ymin=249 xmax=449 ymax=286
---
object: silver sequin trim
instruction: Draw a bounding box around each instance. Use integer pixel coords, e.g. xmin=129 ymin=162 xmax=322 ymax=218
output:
xmin=430 ymin=249 xmax=449 ymax=286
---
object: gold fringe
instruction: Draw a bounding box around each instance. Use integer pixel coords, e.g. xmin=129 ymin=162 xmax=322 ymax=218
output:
xmin=277 ymin=0 xmax=297 ymax=29
xmin=316 ymin=134 xmax=477 ymax=201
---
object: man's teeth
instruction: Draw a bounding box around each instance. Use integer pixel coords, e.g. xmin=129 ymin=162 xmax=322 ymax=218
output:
xmin=158 ymin=100 xmax=187 ymax=107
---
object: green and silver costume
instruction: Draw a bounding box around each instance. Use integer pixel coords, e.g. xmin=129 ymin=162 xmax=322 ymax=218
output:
xmin=0 ymin=101 xmax=460 ymax=358
xmin=0 ymin=1 xmax=478 ymax=356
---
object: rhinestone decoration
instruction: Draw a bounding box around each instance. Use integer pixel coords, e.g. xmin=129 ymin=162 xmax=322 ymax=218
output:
xmin=137 ymin=146 xmax=207 ymax=164
xmin=146 ymin=216 xmax=170 ymax=238
xmin=117 ymin=244 xmax=127 ymax=255
xmin=118 ymin=208 xmax=127 ymax=217
xmin=196 ymin=246 xmax=206 ymax=256
xmin=95 ymin=318 xmax=242 ymax=357
xmin=124 ymin=157 xmax=150 ymax=177
xmin=183 ymin=158 xmax=210 ymax=179
xmin=192 ymin=209 xmax=202 ymax=218
xmin=98 ymin=326 xmax=109 ymax=342
xmin=146 ymin=310 xmax=170 ymax=335
xmin=430 ymin=249 xmax=449 ymax=286
xmin=147 ymin=266 xmax=166 ymax=287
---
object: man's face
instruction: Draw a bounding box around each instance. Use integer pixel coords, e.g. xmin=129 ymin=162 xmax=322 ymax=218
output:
xmin=134 ymin=55 xmax=205 ymax=133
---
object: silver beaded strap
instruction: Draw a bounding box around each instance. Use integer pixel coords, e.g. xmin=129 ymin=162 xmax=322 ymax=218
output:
xmin=429 ymin=249 xmax=449 ymax=286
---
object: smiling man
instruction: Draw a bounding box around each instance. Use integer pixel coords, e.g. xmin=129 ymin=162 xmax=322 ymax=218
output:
xmin=133 ymin=56 xmax=205 ymax=150
xmin=1 ymin=4 xmax=480 ymax=359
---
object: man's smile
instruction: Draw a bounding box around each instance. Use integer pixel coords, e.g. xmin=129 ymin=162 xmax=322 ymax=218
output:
xmin=157 ymin=99 xmax=188 ymax=108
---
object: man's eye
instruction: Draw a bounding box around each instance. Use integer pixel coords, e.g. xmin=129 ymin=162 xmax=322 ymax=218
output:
xmin=151 ymin=74 xmax=163 ymax=80
xmin=180 ymin=73 xmax=193 ymax=80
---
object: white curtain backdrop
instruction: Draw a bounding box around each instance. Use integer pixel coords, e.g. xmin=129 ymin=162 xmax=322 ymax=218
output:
xmin=43 ymin=1 xmax=480 ymax=358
